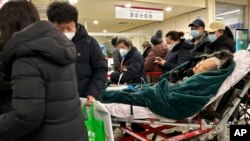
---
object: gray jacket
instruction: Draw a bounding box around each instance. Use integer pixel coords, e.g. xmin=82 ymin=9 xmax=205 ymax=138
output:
xmin=112 ymin=48 xmax=122 ymax=71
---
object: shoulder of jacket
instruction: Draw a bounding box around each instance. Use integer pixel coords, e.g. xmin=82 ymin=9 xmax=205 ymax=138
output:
xmin=84 ymin=35 xmax=93 ymax=43
xmin=134 ymin=52 xmax=144 ymax=61
xmin=76 ymin=35 xmax=92 ymax=43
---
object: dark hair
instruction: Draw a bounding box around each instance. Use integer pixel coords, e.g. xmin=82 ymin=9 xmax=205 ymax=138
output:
xmin=218 ymin=26 xmax=234 ymax=39
xmin=224 ymin=26 xmax=234 ymax=39
xmin=117 ymin=37 xmax=133 ymax=48
xmin=151 ymin=30 xmax=163 ymax=46
xmin=165 ymin=31 xmax=184 ymax=41
xmin=47 ymin=2 xmax=78 ymax=24
xmin=204 ymin=50 xmax=234 ymax=69
xmin=0 ymin=0 xmax=40 ymax=50
xmin=111 ymin=36 xmax=118 ymax=47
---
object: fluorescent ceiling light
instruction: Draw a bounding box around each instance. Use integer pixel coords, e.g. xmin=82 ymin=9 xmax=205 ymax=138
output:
xmin=125 ymin=3 xmax=132 ymax=8
xmin=216 ymin=9 xmax=240 ymax=16
xmin=165 ymin=7 xmax=172 ymax=12
xmin=103 ymin=29 xmax=107 ymax=33
xmin=69 ymin=0 xmax=78 ymax=5
xmin=93 ymin=20 xmax=99 ymax=25
xmin=215 ymin=17 xmax=224 ymax=20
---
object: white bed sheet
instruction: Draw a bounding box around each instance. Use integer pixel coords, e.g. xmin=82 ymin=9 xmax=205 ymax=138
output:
xmin=104 ymin=50 xmax=250 ymax=120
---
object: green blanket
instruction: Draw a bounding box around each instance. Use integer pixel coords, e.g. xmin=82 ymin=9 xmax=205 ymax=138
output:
xmin=102 ymin=62 xmax=235 ymax=120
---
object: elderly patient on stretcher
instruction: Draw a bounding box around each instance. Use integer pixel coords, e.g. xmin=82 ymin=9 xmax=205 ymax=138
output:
xmin=99 ymin=50 xmax=235 ymax=120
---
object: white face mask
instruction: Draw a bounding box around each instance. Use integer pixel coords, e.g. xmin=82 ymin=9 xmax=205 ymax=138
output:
xmin=119 ymin=48 xmax=129 ymax=57
xmin=63 ymin=32 xmax=75 ymax=40
xmin=167 ymin=44 xmax=175 ymax=50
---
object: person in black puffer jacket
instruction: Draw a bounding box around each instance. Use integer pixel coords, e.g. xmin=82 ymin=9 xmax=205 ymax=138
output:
xmin=154 ymin=31 xmax=191 ymax=72
xmin=0 ymin=1 xmax=87 ymax=141
xmin=111 ymin=37 xmax=146 ymax=84
xmin=47 ymin=2 xmax=108 ymax=102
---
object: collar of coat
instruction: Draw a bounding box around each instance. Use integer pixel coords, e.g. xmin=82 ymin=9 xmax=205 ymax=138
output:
xmin=209 ymin=34 xmax=228 ymax=46
xmin=72 ymin=23 xmax=88 ymax=42
xmin=172 ymin=39 xmax=189 ymax=51
xmin=123 ymin=47 xmax=137 ymax=62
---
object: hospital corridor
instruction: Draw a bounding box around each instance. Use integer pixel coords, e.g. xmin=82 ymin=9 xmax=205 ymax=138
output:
xmin=0 ymin=0 xmax=250 ymax=141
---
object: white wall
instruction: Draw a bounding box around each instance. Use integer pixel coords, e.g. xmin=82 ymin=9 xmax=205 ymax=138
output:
xmin=124 ymin=9 xmax=206 ymax=40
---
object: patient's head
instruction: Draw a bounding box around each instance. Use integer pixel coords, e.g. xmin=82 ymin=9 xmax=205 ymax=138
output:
xmin=193 ymin=57 xmax=221 ymax=74
xmin=193 ymin=50 xmax=234 ymax=74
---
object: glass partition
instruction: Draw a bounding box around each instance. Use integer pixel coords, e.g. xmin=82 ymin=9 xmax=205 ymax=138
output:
xmin=216 ymin=2 xmax=244 ymax=31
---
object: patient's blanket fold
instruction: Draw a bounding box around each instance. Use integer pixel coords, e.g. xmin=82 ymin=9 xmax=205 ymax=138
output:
xmin=102 ymin=63 xmax=235 ymax=120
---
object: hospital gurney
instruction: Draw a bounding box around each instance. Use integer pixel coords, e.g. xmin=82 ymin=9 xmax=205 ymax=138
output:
xmin=102 ymin=50 xmax=250 ymax=141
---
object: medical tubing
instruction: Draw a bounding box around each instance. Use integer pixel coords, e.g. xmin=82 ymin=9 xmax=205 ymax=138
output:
xmin=117 ymin=73 xmax=124 ymax=85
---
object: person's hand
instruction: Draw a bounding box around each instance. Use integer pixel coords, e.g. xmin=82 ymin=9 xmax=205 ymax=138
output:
xmin=118 ymin=65 xmax=128 ymax=72
xmin=85 ymin=95 xmax=95 ymax=106
xmin=120 ymin=66 xmax=128 ymax=72
xmin=154 ymin=57 xmax=166 ymax=66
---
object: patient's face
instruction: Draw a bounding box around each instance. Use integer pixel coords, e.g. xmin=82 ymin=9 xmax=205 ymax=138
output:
xmin=193 ymin=58 xmax=218 ymax=74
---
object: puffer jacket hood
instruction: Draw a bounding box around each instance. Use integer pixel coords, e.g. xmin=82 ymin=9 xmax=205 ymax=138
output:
xmin=72 ymin=23 xmax=88 ymax=42
xmin=2 ymin=21 xmax=76 ymax=75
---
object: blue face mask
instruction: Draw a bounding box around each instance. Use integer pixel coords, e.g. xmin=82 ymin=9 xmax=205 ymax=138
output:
xmin=208 ymin=34 xmax=217 ymax=42
xmin=190 ymin=30 xmax=200 ymax=38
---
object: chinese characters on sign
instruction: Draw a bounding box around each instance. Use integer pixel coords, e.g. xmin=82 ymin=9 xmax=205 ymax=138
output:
xmin=130 ymin=12 xmax=153 ymax=19
xmin=115 ymin=6 xmax=164 ymax=21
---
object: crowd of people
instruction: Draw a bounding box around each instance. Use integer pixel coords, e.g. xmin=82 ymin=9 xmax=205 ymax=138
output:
xmin=0 ymin=0 xmax=237 ymax=140
xmin=110 ymin=18 xmax=235 ymax=85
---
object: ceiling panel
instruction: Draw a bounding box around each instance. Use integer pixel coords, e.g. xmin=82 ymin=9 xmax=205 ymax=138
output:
xmin=31 ymin=0 xmax=205 ymax=32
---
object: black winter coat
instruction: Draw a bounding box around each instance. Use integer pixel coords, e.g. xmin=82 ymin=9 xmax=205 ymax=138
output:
xmin=0 ymin=21 xmax=87 ymax=141
xmin=72 ymin=24 xmax=108 ymax=100
xmin=205 ymin=34 xmax=235 ymax=54
xmin=163 ymin=39 xmax=191 ymax=72
xmin=0 ymin=52 xmax=12 ymax=115
xmin=111 ymin=47 xmax=146 ymax=84
xmin=190 ymin=32 xmax=210 ymax=58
